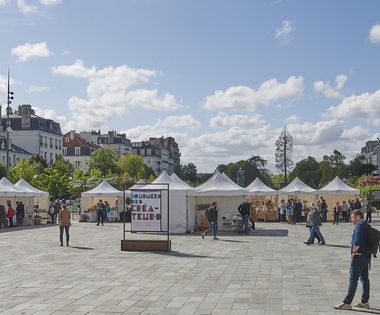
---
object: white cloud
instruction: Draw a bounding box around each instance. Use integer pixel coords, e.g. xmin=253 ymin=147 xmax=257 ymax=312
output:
xmin=285 ymin=115 xmax=300 ymax=123
xmin=326 ymin=89 xmax=380 ymax=124
xmin=209 ymin=112 xmax=265 ymax=127
xmin=203 ymin=76 xmax=303 ymax=111
xmin=122 ymin=125 xmax=187 ymax=144
xmin=341 ymin=126 xmax=369 ymax=140
xmin=313 ymin=74 xmax=347 ymax=98
xmin=33 ymin=106 xmax=67 ymax=127
xmin=0 ymin=0 xmax=10 ymax=6
xmin=369 ymin=23 xmax=380 ymax=44
xmin=126 ymin=89 xmax=181 ymax=111
xmin=39 ymin=0 xmax=61 ymax=5
xmin=53 ymin=60 xmax=180 ymax=129
xmin=52 ymin=59 xmax=96 ymax=78
xmin=17 ymin=0 xmax=38 ymax=14
xmin=157 ymin=114 xmax=200 ymax=129
xmin=26 ymin=85 xmax=48 ymax=94
xmin=275 ymin=20 xmax=295 ymax=42
xmin=11 ymin=42 xmax=51 ymax=61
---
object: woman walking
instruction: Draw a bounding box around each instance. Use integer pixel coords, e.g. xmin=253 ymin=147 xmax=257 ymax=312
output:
xmin=304 ymin=202 xmax=325 ymax=245
xmin=59 ymin=204 xmax=71 ymax=246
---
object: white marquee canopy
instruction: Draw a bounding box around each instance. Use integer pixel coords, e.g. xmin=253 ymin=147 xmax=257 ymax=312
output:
xmin=279 ymin=177 xmax=316 ymax=195
xmin=246 ymin=177 xmax=277 ymax=195
xmin=319 ymin=176 xmax=360 ymax=195
xmin=15 ymin=179 xmax=49 ymax=197
xmin=81 ymin=180 xmax=123 ymax=197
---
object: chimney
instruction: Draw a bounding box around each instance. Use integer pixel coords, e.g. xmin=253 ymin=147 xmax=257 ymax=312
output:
xmin=21 ymin=104 xmax=32 ymax=129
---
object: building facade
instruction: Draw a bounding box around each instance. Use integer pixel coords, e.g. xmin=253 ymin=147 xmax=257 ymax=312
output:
xmin=0 ymin=104 xmax=63 ymax=165
xmin=361 ymin=140 xmax=380 ymax=175
xmin=0 ymin=136 xmax=33 ymax=167
xmin=63 ymin=131 xmax=100 ymax=169
xmin=80 ymin=131 xmax=132 ymax=157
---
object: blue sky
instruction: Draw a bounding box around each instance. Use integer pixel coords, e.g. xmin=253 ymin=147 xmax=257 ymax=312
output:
xmin=0 ymin=0 xmax=380 ymax=172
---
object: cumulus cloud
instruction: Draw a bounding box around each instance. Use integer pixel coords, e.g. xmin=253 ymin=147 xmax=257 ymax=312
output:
xmin=52 ymin=59 xmax=96 ymax=78
xmin=203 ymin=76 xmax=303 ymax=111
xmin=285 ymin=115 xmax=300 ymax=123
xmin=126 ymin=89 xmax=181 ymax=111
xmin=313 ymin=74 xmax=347 ymax=98
xmin=369 ymin=23 xmax=380 ymax=44
xmin=53 ymin=60 xmax=181 ymax=129
xmin=157 ymin=114 xmax=200 ymax=129
xmin=326 ymin=89 xmax=380 ymax=124
xmin=341 ymin=126 xmax=369 ymax=140
xmin=33 ymin=106 xmax=67 ymax=127
xmin=17 ymin=0 xmax=37 ymax=14
xmin=11 ymin=42 xmax=51 ymax=61
xmin=275 ymin=20 xmax=295 ymax=42
xmin=209 ymin=112 xmax=265 ymax=127
xmin=26 ymin=85 xmax=48 ymax=94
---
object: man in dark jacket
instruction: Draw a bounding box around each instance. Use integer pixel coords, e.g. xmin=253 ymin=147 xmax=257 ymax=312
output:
xmin=238 ymin=198 xmax=251 ymax=234
xmin=201 ymin=201 xmax=218 ymax=240
xmin=333 ymin=210 xmax=370 ymax=310
xmin=16 ymin=201 xmax=25 ymax=226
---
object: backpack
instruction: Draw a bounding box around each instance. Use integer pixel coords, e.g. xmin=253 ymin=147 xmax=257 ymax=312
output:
xmin=204 ymin=207 xmax=210 ymax=221
xmin=365 ymin=223 xmax=380 ymax=258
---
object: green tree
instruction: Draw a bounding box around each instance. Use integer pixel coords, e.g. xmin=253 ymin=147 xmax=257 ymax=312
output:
xmin=182 ymin=163 xmax=197 ymax=184
xmin=117 ymin=154 xmax=145 ymax=179
xmin=320 ymin=150 xmax=347 ymax=185
xmin=346 ymin=154 xmax=377 ymax=178
xmin=269 ymin=173 xmax=285 ymax=189
xmin=289 ymin=156 xmax=322 ymax=188
xmin=9 ymin=159 xmax=40 ymax=185
xmin=0 ymin=162 xmax=6 ymax=179
xmin=275 ymin=127 xmax=293 ymax=185
xmin=88 ymin=148 xmax=118 ymax=177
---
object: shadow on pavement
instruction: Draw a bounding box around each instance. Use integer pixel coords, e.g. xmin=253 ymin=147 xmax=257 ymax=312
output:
xmin=147 ymin=250 xmax=227 ymax=259
xmin=0 ymin=225 xmax=54 ymax=233
xmin=352 ymin=308 xmax=380 ymax=314
xmin=70 ymin=246 xmax=94 ymax=250
xmin=219 ymin=239 xmax=247 ymax=243
xmin=249 ymin=229 xmax=288 ymax=237
xmin=325 ymin=244 xmax=351 ymax=249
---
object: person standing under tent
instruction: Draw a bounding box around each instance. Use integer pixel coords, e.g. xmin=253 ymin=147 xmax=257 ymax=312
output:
xmin=201 ymin=201 xmax=218 ymax=240
xmin=48 ymin=202 xmax=56 ymax=224
xmin=279 ymin=199 xmax=286 ymax=223
xmin=58 ymin=204 xmax=71 ymax=246
xmin=286 ymin=200 xmax=293 ymax=224
xmin=353 ymin=198 xmax=361 ymax=210
xmin=320 ymin=196 xmax=328 ymax=222
xmin=342 ymin=201 xmax=348 ymax=222
xmin=295 ymin=199 xmax=303 ymax=223
xmin=238 ymin=198 xmax=251 ymax=234
xmin=16 ymin=201 xmax=24 ymax=226
xmin=333 ymin=202 xmax=342 ymax=225
xmin=96 ymin=199 xmax=105 ymax=226
xmin=6 ymin=201 xmax=15 ymax=228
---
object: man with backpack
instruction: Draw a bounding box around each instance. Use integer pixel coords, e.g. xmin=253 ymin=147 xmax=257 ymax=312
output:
xmin=238 ymin=198 xmax=251 ymax=234
xmin=333 ymin=210 xmax=371 ymax=310
xmin=201 ymin=201 xmax=218 ymax=240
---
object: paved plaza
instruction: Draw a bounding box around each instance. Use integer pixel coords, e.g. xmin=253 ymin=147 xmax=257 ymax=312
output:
xmin=1 ymin=219 xmax=380 ymax=315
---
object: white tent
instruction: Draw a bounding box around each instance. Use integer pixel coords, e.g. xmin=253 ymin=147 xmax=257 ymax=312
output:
xmin=81 ymin=180 xmax=123 ymax=220
xmin=130 ymin=171 xmax=193 ymax=233
xmin=0 ymin=177 xmax=35 ymax=197
xmin=189 ymin=171 xmax=245 ymax=230
xmin=246 ymin=177 xmax=277 ymax=195
xmin=318 ymin=176 xmax=360 ymax=195
xmin=279 ymin=177 xmax=317 ymax=195
xmin=15 ymin=179 xmax=50 ymax=212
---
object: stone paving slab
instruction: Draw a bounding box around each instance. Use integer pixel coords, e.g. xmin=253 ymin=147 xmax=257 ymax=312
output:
xmin=1 ymin=220 xmax=379 ymax=314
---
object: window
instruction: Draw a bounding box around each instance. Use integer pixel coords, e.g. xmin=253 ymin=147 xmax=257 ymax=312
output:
xmin=147 ymin=149 xmax=151 ymax=156
xmin=44 ymin=152 xmax=47 ymax=159
xmin=58 ymin=139 xmax=62 ymax=150
xmin=75 ymin=161 xmax=80 ymax=168
xmin=75 ymin=147 xmax=80 ymax=155
xmin=62 ymin=147 xmax=67 ymax=155
xmin=40 ymin=135 xmax=43 ymax=147
xmin=55 ymin=139 xmax=58 ymax=149
xmin=50 ymin=138 xmax=53 ymax=148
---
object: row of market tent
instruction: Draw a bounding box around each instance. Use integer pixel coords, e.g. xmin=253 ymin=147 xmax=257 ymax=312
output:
xmin=81 ymin=171 xmax=360 ymax=233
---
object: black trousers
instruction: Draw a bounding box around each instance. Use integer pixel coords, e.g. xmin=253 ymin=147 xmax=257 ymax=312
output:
xmin=59 ymin=226 xmax=70 ymax=244
xmin=366 ymin=212 xmax=372 ymax=223
xmin=97 ymin=211 xmax=104 ymax=225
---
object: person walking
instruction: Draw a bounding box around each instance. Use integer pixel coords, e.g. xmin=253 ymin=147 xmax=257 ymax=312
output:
xmin=365 ymin=202 xmax=373 ymax=223
xmin=48 ymin=202 xmax=56 ymax=224
xmin=96 ymin=200 xmax=105 ymax=226
xmin=303 ymin=202 xmax=325 ymax=245
xmin=279 ymin=199 xmax=286 ymax=223
xmin=333 ymin=202 xmax=342 ymax=225
xmin=305 ymin=204 xmax=321 ymax=244
xmin=201 ymin=201 xmax=218 ymax=240
xmin=333 ymin=210 xmax=370 ymax=310
xmin=347 ymin=199 xmax=354 ymax=222
xmin=58 ymin=204 xmax=71 ymax=246
xmin=286 ymin=200 xmax=293 ymax=224
xmin=6 ymin=201 xmax=15 ymax=228
xmin=320 ymin=197 xmax=328 ymax=222
xmin=238 ymin=198 xmax=251 ymax=234
xmin=341 ymin=201 xmax=348 ymax=222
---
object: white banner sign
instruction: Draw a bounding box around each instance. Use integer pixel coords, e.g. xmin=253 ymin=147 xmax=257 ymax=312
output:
xmin=131 ymin=190 xmax=161 ymax=231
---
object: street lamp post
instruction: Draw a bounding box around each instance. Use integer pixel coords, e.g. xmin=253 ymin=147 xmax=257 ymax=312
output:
xmin=6 ymin=69 xmax=14 ymax=178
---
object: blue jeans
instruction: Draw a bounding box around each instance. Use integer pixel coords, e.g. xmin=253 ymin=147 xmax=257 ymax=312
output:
xmin=204 ymin=221 xmax=217 ymax=237
xmin=59 ymin=226 xmax=70 ymax=244
xmin=343 ymin=255 xmax=370 ymax=304
xmin=240 ymin=215 xmax=249 ymax=233
xmin=307 ymin=226 xmax=325 ymax=244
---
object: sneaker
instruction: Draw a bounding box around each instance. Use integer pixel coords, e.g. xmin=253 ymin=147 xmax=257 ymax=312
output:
xmin=354 ymin=302 xmax=369 ymax=309
xmin=318 ymin=242 xmax=326 ymax=245
xmin=303 ymin=241 xmax=310 ymax=245
xmin=60 ymin=243 xmax=63 ymax=247
xmin=201 ymin=233 xmax=204 ymax=239
xmin=213 ymin=237 xmax=219 ymax=240
xmin=333 ymin=303 xmax=352 ymax=310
